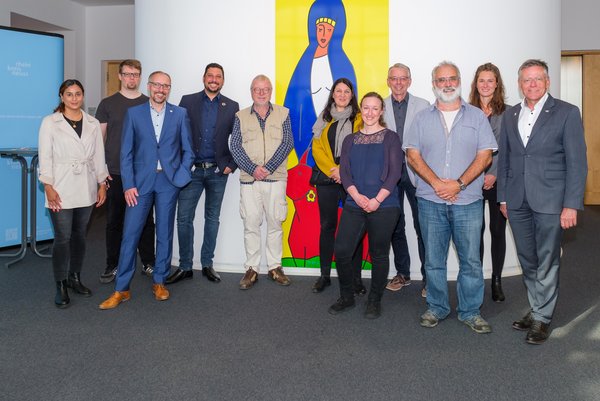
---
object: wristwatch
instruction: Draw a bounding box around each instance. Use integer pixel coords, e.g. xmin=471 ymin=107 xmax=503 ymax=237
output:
xmin=457 ymin=178 xmax=467 ymax=191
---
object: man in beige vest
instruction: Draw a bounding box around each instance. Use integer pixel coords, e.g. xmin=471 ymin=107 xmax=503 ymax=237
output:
xmin=230 ymin=75 xmax=294 ymax=289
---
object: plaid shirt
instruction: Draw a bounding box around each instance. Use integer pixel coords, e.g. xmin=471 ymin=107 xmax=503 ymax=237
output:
xmin=230 ymin=103 xmax=293 ymax=183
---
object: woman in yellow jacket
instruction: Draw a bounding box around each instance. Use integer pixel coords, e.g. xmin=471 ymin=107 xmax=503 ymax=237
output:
xmin=311 ymin=77 xmax=365 ymax=294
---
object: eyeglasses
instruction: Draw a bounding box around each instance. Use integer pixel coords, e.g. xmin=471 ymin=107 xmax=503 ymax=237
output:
xmin=521 ymin=77 xmax=546 ymax=85
xmin=434 ymin=76 xmax=460 ymax=85
xmin=388 ymin=76 xmax=410 ymax=83
xmin=149 ymin=81 xmax=171 ymax=90
xmin=120 ymin=72 xmax=141 ymax=78
xmin=252 ymin=87 xmax=272 ymax=94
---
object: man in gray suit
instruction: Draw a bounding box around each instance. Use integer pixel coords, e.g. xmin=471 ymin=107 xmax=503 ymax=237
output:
xmin=497 ymin=59 xmax=587 ymax=345
xmin=383 ymin=63 xmax=430 ymax=297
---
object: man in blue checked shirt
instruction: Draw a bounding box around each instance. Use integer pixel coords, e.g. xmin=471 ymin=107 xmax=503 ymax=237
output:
xmin=230 ymin=75 xmax=294 ymax=290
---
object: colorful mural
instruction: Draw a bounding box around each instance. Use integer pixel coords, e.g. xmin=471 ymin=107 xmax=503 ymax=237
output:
xmin=276 ymin=0 xmax=388 ymax=269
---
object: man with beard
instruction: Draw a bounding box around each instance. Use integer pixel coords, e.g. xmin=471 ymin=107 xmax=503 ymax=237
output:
xmin=403 ymin=61 xmax=497 ymax=334
xmin=95 ymin=59 xmax=156 ymax=283
xmin=166 ymin=63 xmax=239 ymax=285
xmin=99 ymin=71 xmax=194 ymax=309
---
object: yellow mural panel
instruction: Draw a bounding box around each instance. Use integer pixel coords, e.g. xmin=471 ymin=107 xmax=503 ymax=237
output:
xmin=275 ymin=0 xmax=389 ymax=267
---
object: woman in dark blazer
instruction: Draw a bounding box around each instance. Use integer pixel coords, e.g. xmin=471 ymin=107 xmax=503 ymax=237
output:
xmin=468 ymin=63 xmax=507 ymax=302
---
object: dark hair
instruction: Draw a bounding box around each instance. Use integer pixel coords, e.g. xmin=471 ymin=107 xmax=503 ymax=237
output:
xmin=360 ymin=92 xmax=386 ymax=127
xmin=54 ymin=79 xmax=84 ymax=113
xmin=322 ymin=77 xmax=359 ymax=122
xmin=119 ymin=59 xmax=142 ymax=74
xmin=468 ymin=62 xmax=507 ymax=116
xmin=204 ymin=62 xmax=224 ymax=78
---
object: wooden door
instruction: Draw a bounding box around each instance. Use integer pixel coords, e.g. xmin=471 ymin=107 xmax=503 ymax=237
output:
xmin=583 ymin=54 xmax=600 ymax=204
xmin=102 ymin=60 xmax=122 ymax=98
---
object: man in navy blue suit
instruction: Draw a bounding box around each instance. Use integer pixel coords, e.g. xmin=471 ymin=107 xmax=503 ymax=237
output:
xmin=166 ymin=63 xmax=239 ymax=285
xmin=497 ymin=59 xmax=587 ymax=344
xmin=100 ymin=71 xmax=194 ymax=309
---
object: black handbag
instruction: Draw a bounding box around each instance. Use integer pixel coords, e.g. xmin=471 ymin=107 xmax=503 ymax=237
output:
xmin=310 ymin=166 xmax=336 ymax=186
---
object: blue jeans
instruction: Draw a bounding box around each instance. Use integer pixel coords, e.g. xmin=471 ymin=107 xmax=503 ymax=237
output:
xmin=418 ymin=198 xmax=484 ymax=321
xmin=176 ymin=166 xmax=228 ymax=269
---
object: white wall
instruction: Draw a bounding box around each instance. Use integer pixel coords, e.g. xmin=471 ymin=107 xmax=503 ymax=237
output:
xmin=562 ymin=0 xmax=600 ymax=50
xmin=135 ymin=0 xmax=562 ymax=278
xmin=84 ymin=5 xmax=135 ymax=112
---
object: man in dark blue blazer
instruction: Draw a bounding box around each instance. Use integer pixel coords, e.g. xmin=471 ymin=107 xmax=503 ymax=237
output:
xmin=497 ymin=59 xmax=587 ymax=344
xmin=166 ymin=63 xmax=239 ymax=285
xmin=100 ymin=71 xmax=194 ymax=309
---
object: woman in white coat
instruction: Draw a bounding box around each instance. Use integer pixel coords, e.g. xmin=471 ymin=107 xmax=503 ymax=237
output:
xmin=38 ymin=79 xmax=108 ymax=308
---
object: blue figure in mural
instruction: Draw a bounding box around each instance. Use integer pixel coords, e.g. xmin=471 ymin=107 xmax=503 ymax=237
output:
xmin=284 ymin=0 xmax=357 ymax=162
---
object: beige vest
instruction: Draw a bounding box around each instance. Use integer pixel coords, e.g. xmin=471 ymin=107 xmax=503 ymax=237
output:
xmin=236 ymin=104 xmax=290 ymax=183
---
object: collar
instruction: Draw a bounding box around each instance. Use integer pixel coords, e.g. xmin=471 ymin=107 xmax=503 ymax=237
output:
xmin=521 ymin=92 xmax=549 ymax=112
xmin=251 ymin=102 xmax=273 ymax=116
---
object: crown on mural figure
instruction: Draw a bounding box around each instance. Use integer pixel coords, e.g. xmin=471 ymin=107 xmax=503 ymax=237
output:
xmin=315 ymin=17 xmax=336 ymax=26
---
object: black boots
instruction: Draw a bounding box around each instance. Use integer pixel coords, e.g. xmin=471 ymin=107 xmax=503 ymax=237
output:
xmin=491 ymin=275 xmax=505 ymax=302
xmin=55 ymin=280 xmax=70 ymax=308
xmin=67 ymin=272 xmax=92 ymax=297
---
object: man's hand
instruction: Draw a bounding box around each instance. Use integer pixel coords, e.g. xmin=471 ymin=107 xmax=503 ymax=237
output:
xmin=560 ymin=207 xmax=578 ymax=229
xmin=223 ymin=167 xmax=232 ymax=175
xmin=363 ymin=198 xmax=381 ymax=213
xmin=499 ymin=204 xmax=508 ymax=219
xmin=433 ymin=179 xmax=459 ymax=203
xmin=483 ymin=174 xmax=496 ymax=190
xmin=124 ymin=188 xmax=139 ymax=207
xmin=252 ymin=166 xmax=270 ymax=181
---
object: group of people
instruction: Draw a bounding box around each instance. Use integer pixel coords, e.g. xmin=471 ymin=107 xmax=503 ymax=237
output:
xmin=38 ymin=57 xmax=587 ymax=345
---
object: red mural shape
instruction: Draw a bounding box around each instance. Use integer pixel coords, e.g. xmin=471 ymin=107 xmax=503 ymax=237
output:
xmin=286 ymin=149 xmax=320 ymax=266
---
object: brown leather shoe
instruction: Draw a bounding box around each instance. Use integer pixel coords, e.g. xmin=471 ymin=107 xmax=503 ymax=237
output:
xmin=268 ymin=266 xmax=291 ymax=286
xmin=239 ymin=268 xmax=258 ymax=290
xmin=99 ymin=291 xmax=131 ymax=310
xmin=152 ymin=284 xmax=170 ymax=301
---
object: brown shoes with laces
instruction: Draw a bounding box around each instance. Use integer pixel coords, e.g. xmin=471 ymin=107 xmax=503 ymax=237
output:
xmin=268 ymin=266 xmax=291 ymax=286
xmin=152 ymin=284 xmax=170 ymax=301
xmin=99 ymin=291 xmax=131 ymax=310
xmin=240 ymin=268 xmax=259 ymax=290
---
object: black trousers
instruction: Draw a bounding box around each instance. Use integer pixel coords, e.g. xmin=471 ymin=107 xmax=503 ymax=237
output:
xmin=49 ymin=205 xmax=94 ymax=281
xmin=480 ymin=185 xmax=507 ymax=276
xmin=316 ymin=183 xmax=363 ymax=278
xmin=105 ymin=174 xmax=155 ymax=268
xmin=334 ymin=205 xmax=400 ymax=301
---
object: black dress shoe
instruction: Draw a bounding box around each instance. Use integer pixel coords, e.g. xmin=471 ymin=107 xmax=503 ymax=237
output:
xmin=526 ymin=320 xmax=550 ymax=345
xmin=512 ymin=312 xmax=534 ymax=331
xmin=55 ymin=280 xmax=70 ymax=308
xmin=165 ymin=268 xmax=193 ymax=285
xmin=202 ymin=266 xmax=221 ymax=282
xmin=364 ymin=300 xmax=381 ymax=319
xmin=354 ymin=278 xmax=367 ymax=296
xmin=312 ymin=276 xmax=331 ymax=293
xmin=67 ymin=273 xmax=92 ymax=297
xmin=328 ymin=297 xmax=355 ymax=315
xmin=491 ymin=275 xmax=505 ymax=302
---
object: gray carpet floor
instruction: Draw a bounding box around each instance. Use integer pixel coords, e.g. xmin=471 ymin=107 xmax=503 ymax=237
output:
xmin=1 ymin=206 xmax=599 ymax=401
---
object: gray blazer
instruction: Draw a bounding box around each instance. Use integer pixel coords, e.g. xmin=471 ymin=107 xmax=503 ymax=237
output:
xmin=383 ymin=93 xmax=430 ymax=185
xmin=497 ymin=94 xmax=587 ymax=214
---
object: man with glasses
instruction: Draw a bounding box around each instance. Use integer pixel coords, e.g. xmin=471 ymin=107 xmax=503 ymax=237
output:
xmin=230 ymin=75 xmax=294 ymax=290
xmin=497 ymin=59 xmax=587 ymax=344
xmin=96 ymin=59 xmax=156 ymax=284
xmin=166 ymin=63 xmax=239 ymax=285
xmin=99 ymin=71 xmax=194 ymax=309
xmin=404 ymin=61 xmax=497 ymax=334
xmin=383 ymin=63 xmax=430 ymax=298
